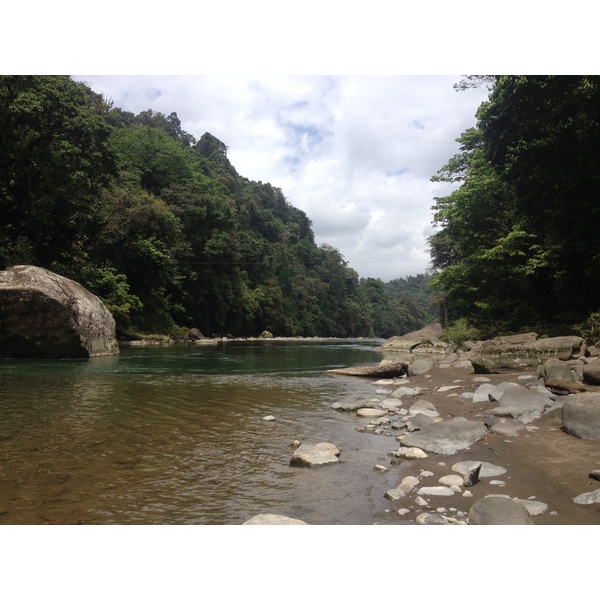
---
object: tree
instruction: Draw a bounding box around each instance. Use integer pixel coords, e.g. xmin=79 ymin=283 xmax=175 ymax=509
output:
xmin=0 ymin=76 xmax=117 ymax=268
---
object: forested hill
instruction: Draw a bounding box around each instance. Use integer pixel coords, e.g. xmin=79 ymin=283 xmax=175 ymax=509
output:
xmin=0 ymin=75 xmax=436 ymax=339
xmin=429 ymin=76 xmax=600 ymax=343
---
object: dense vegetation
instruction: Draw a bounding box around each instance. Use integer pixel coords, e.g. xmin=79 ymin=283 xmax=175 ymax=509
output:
xmin=0 ymin=75 xmax=435 ymax=339
xmin=430 ymin=76 xmax=600 ymax=341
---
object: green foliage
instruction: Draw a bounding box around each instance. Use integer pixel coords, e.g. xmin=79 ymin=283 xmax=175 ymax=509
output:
xmin=430 ymin=76 xmax=600 ymax=337
xmin=0 ymin=76 xmax=434 ymax=340
xmin=442 ymin=318 xmax=481 ymax=345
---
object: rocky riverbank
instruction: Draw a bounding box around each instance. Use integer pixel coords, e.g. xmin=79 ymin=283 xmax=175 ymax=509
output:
xmin=246 ymin=326 xmax=600 ymax=525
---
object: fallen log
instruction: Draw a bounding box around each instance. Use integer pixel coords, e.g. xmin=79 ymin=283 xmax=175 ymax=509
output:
xmin=326 ymin=362 xmax=408 ymax=378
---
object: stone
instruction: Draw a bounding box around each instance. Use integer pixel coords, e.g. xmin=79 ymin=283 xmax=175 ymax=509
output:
xmin=497 ymin=386 xmax=555 ymax=418
xmin=406 ymin=412 xmax=435 ymax=431
xmin=470 ymin=333 xmax=586 ymax=374
xmin=384 ymin=489 xmax=405 ymax=501
xmin=0 ymin=265 xmax=119 ymax=358
xmin=417 ymin=486 xmax=455 ymax=496
xmin=394 ymin=447 xmax=428 ymax=459
xmin=562 ymin=393 xmax=600 ymax=440
xmin=463 ymin=462 xmax=482 ymax=487
xmin=379 ymin=398 xmax=403 ymax=411
xmin=258 ymin=330 xmax=274 ymax=338
xmin=589 ymin=470 xmax=600 ymax=482
xmin=357 ymin=408 xmax=386 ymax=418
xmin=262 ymin=415 xmax=276 ymax=421
xmin=490 ymin=419 xmax=526 ymax=437
xmin=416 ymin=513 xmax=450 ymax=525
xmin=400 ymin=417 xmax=487 ymax=455
xmin=290 ymin=442 xmax=340 ymax=467
xmin=391 ymin=386 xmax=421 ymax=398
xmin=374 ymin=464 xmax=388 ymax=472
xmin=583 ymin=361 xmax=600 ymax=386
xmin=513 ymin=498 xmax=549 ymax=516
xmin=408 ymin=399 xmax=440 ymax=418
xmin=489 ymin=381 xmax=522 ymax=401
xmin=439 ymin=474 xmax=464 ymax=487
xmin=468 ymin=496 xmax=533 ymax=524
xmin=573 ymin=489 xmax=600 ymax=504
xmin=452 ymin=461 xmax=507 ymax=478
xmin=473 ymin=383 xmax=497 ymax=403
xmin=243 ymin=514 xmax=308 ymax=524
xmin=408 ymin=358 xmax=434 ymax=376
xmin=331 ymin=398 xmax=370 ymax=411
xmin=380 ymin=323 xmax=447 ymax=353
xmin=539 ymin=358 xmax=580 ymax=383
xmin=188 ymin=327 xmax=204 ymax=339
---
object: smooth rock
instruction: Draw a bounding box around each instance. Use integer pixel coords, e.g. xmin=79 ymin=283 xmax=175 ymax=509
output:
xmin=473 ymin=383 xmax=496 ymax=403
xmin=243 ymin=514 xmax=308 ymax=525
xmin=394 ymin=447 xmax=428 ymax=459
xmin=357 ymin=408 xmax=386 ymax=418
xmin=262 ymin=415 xmax=276 ymax=421
xmin=408 ymin=358 xmax=434 ymax=376
xmin=452 ymin=461 xmax=507 ymax=478
xmin=391 ymin=386 xmax=421 ymax=398
xmin=513 ymin=498 xmax=549 ymax=516
xmin=408 ymin=399 xmax=440 ymax=418
xmin=491 ymin=419 xmax=526 ymax=437
xmin=573 ymin=488 xmax=600 ymax=504
xmin=468 ymin=496 xmax=533 ymax=524
xmin=331 ymin=398 xmax=370 ymax=411
xmin=290 ymin=442 xmax=340 ymax=467
xmin=0 ymin=265 xmax=119 ymax=358
xmin=562 ymin=393 xmax=600 ymax=440
xmin=417 ymin=486 xmax=455 ymax=496
xmin=439 ymin=474 xmax=464 ymax=487
xmin=400 ymin=417 xmax=487 ymax=455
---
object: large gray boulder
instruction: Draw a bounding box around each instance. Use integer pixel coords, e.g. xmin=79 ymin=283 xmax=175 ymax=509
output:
xmin=562 ymin=393 xmax=600 ymax=440
xmin=469 ymin=333 xmax=586 ymax=373
xmin=583 ymin=360 xmax=600 ymax=386
xmin=381 ymin=323 xmax=447 ymax=354
xmin=468 ymin=496 xmax=533 ymax=524
xmin=0 ymin=265 xmax=119 ymax=358
xmin=399 ymin=417 xmax=487 ymax=455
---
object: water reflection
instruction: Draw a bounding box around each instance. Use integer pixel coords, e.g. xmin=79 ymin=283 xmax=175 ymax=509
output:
xmin=0 ymin=340 xmax=400 ymax=524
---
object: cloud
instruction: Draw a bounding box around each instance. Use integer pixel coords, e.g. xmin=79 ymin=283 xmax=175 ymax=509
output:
xmin=74 ymin=75 xmax=490 ymax=281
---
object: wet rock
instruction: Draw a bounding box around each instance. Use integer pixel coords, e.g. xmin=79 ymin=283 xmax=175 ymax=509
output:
xmin=262 ymin=415 xmax=276 ymax=421
xmin=394 ymin=447 xmax=428 ymax=459
xmin=391 ymin=386 xmax=421 ymax=398
xmin=562 ymin=393 xmax=600 ymax=440
xmin=290 ymin=442 xmax=340 ymax=467
xmin=400 ymin=417 xmax=487 ymax=455
xmin=0 ymin=265 xmax=119 ymax=358
xmin=331 ymin=398 xmax=370 ymax=411
xmin=468 ymin=496 xmax=533 ymax=524
xmin=243 ymin=514 xmax=308 ymax=524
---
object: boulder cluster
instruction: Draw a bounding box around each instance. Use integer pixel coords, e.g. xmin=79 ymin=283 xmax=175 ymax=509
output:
xmin=246 ymin=325 xmax=600 ymax=525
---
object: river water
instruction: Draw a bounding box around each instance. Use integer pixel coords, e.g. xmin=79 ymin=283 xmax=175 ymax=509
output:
xmin=0 ymin=339 xmax=404 ymax=525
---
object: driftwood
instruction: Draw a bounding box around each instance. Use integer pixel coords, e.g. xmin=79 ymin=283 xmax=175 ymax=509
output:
xmin=326 ymin=362 xmax=408 ymax=378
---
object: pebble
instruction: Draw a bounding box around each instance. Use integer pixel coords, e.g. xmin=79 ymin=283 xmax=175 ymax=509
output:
xmin=262 ymin=415 xmax=276 ymax=421
xmin=489 ymin=480 xmax=506 ymax=486
xmin=439 ymin=474 xmax=464 ymax=487
xmin=374 ymin=464 xmax=388 ymax=472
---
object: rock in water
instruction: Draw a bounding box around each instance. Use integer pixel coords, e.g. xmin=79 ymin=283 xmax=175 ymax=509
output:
xmin=0 ymin=265 xmax=119 ymax=358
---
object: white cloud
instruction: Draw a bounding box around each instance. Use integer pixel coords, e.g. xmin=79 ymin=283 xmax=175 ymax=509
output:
xmin=74 ymin=75 xmax=490 ymax=281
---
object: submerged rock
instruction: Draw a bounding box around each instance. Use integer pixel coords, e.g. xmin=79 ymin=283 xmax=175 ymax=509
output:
xmin=0 ymin=265 xmax=119 ymax=358
xmin=243 ymin=514 xmax=308 ymax=524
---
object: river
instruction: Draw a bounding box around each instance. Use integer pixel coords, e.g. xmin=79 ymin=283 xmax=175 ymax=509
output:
xmin=0 ymin=339 xmax=405 ymax=525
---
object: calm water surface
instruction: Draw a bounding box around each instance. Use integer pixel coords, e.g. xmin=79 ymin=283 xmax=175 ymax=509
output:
xmin=0 ymin=340 xmax=403 ymax=525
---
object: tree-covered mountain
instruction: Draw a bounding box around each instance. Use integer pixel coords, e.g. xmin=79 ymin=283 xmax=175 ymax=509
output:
xmin=0 ymin=75 xmax=434 ymax=339
xmin=429 ymin=75 xmax=600 ymax=340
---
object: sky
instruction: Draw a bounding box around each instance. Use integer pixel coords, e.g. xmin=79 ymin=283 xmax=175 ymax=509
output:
xmin=73 ymin=74 xmax=491 ymax=281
